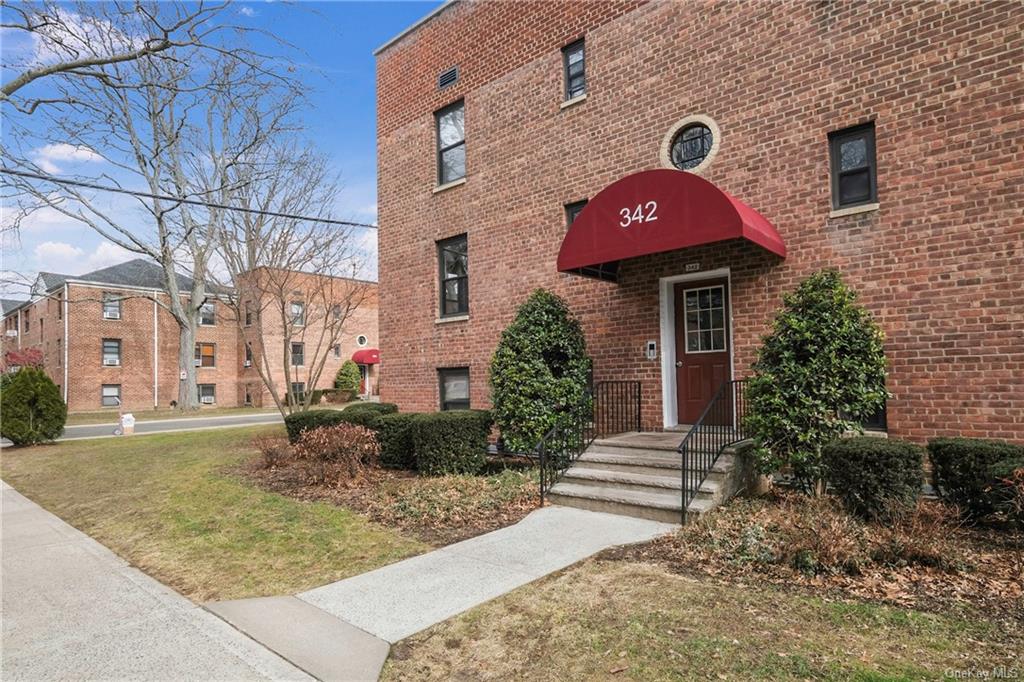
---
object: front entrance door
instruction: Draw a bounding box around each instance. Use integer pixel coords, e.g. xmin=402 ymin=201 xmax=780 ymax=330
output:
xmin=674 ymin=278 xmax=730 ymax=424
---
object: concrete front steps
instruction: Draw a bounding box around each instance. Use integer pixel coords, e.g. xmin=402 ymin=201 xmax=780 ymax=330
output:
xmin=546 ymin=432 xmax=746 ymax=524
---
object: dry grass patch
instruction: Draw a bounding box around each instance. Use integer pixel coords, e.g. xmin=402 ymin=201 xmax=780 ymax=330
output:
xmin=608 ymin=491 xmax=1023 ymax=622
xmin=383 ymin=560 xmax=1021 ymax=681
xmin=0 ymin=426 xmax=427 ymax=601
xmin=245 ymin=456 xmax=538 ymax=545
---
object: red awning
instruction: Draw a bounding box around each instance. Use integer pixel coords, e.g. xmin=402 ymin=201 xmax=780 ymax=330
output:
xmin=557 ymin=169 xmax=785 ymax=280
xmin=351 ymin=348 xmax=380 ymax=365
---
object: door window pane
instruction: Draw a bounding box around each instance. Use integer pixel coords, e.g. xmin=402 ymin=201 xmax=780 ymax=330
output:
xmin=683 ymin=285 xmax=727 ymax=353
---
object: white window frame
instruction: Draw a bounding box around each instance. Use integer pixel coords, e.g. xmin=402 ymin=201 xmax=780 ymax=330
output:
xmin=681 ymin=285 xmax=727 ymax=355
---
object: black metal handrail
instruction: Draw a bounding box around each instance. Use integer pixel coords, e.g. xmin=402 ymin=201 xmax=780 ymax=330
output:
xmin=594 ymin=380 xmax=642 ymax=437
xmin=678 ymin=379 xmax=749 ymax=523
xmin=536 ymin=393 xmax=595 ymax=504
xmin=535 ymin=380 xmax=644 ymax=504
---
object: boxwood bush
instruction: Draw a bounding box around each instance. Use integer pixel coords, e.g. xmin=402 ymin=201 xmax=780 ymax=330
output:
xmin=342 ymin=402 xmax=398 ymax=415
xmin=928 ymin=437 xmax=1024 ymax=518
xmin=378 ymin=412 xmax=420 ymax=469
xmin=0 ymin=367 xmax=67 ymax=446
xmin=413 ymin=410 xmax=493 ymax=476
xmin=283 ymin=409 xmax=348 ymax=443
xmin=823 ymin=436 xmax=924 ymax=520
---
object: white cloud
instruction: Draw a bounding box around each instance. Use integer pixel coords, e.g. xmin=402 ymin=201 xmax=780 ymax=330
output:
xmin=238 ymin=6 xmax=256 ymax=17
xmin=33 ymin=241 xmax=84 ymax=272
xmin=31 ymin=143 xmax=104 ymax=174
xmin=84 ymin=242 xmax=134 ymax=271
xmin=32 ymin=240 xmax=134 ymax=275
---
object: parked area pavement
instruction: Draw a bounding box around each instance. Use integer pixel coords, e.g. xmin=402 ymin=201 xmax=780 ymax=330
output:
xmin=57 ymin=410 xmax=284 ymax=441
xmin=0 ymin=480 xmax=309 ymax=681
xmin=207 ymin=506 xmax=675 ymax=680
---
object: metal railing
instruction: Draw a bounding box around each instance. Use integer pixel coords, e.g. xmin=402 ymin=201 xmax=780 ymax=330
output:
xmin=536 ymin=380 xmax=643 ymax=503
xmin=678 ymin=379 xmax=749 ymax=523
xmin=594 ymin=380 xmax=642 ymax=437
xmin=537 ymin=393 xmax=595 ymax=504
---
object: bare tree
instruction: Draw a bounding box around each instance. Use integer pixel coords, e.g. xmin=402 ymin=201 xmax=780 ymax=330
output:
xmin=1 ymin=1 xmax=239 ymax=113
xmin=211 ymin=141 xmax=371 ymax=416
xmin=2 ymin=3 xmax=301 ymax=410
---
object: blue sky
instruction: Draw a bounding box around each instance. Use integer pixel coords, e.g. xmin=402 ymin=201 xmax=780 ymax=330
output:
xmin=0 ymin=1 xmax=442 ymax=286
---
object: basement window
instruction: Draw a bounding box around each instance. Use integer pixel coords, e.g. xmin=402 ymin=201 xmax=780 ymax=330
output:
xmin=439 ymin=367 xmax=470 ymax=411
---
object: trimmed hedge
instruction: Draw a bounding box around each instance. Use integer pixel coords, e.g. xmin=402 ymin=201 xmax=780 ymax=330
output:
xmin=284 ymin=409 xmax=348 ymax=443
xmin=823 ymin=436 xmax=924 ymax=520
xmin=928 ymin=437 xmax=1024 ymax=518
xmin=378 ymin=412 xmax=419 ymax=469
xmin=342 ymin=402 xmax=398 ymax=416
xmin=413 ymin=410 xmax=493 ymax=476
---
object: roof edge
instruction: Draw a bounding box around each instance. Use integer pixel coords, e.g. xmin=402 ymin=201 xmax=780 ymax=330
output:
xmin=373 ymin=0 xmax=458 ymax=56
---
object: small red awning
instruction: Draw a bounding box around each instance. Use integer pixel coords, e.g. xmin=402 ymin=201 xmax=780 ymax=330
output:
xmin=351 ymin=348 xmax=380 ymax=365
xmin=557 ymin=169 xmax=785 ymax=280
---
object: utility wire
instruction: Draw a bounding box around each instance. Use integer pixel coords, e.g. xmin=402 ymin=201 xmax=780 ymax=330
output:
xmin=0 ymin=168 xmax=379 ymax=229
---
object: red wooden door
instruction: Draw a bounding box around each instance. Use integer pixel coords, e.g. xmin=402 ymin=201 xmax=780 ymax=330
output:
xmin=675 ymin=279 xmax=730 ymax=425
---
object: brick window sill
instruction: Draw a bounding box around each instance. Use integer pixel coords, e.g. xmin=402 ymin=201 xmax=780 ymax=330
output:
xmin=829 ymin=202 xmax=879 ymax=219
xmin=432 ymin=177 xmax=466 ymax=194
xmin=435 ymin=314 xmax=469 ymax=325
xmin=560 ymin=93 xmax=587 ymax=110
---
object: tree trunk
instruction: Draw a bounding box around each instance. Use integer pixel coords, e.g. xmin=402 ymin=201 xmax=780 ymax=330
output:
xmin=176 ymin=322 xmax=199 ymax=410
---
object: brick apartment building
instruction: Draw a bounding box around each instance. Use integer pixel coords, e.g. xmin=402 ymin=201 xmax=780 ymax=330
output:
xmin=1 ymin=259 xmax=379 ymax=411
xmin=375 ymin=0 xmax=1023 ymax=442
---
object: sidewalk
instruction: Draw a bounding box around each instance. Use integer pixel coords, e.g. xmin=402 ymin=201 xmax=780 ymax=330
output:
xmin=208 ymin=506 xmax=675 ymax=680
xmin=0 ymin=481 xmax=309 ymax=681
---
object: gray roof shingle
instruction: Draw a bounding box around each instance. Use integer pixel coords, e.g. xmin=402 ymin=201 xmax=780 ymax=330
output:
xmin=1 ymin=298 xmax=27 ymax=315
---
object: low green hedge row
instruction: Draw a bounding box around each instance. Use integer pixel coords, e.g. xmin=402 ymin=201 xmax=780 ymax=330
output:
xmin=927 ymin=437 xmax=1024 ymax=519
xmin=284 ymin=407 xmax=493 ymax=476
xmin=342 ymin=402 xmax=398 ymax=415
xmin=378 ymin=413 xmax=418 ymax=469
xmin=412 ymin=410 xmax=493 ymax=476
xmin=823 ymin=436 xmax=924 ymax=520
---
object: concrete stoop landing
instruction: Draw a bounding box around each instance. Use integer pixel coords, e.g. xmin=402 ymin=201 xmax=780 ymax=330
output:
xmin=546 ymin=431 xmax=747 ymax=524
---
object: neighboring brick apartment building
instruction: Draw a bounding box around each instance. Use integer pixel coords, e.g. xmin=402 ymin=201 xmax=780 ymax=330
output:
xmin=375 ymin=0 xmax=1022 ymax=442
xmin=1 ymin=259 xmax=379 ymax=411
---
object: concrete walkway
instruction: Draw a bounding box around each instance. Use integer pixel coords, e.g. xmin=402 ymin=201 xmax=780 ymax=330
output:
xmin=0 ymin=481 xmax=309 ymax=681
xmin=207 ymin=506 xmax=674 ymax=680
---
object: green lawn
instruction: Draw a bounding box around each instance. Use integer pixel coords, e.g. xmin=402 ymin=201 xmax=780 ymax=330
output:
xmin=383 ymin=560 xmax=1020 ymax=681
xmin=64 ymin=405 xmax=282 ymax=426
xmin=0 ymin=426 xmax=427 ymax=601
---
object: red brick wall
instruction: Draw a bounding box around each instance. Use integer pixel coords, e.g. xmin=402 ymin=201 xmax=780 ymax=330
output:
xmin=2 ymin=275 xmax=380 ymax=413
xmin=376 ymin=0 xmax=1024 ymax=442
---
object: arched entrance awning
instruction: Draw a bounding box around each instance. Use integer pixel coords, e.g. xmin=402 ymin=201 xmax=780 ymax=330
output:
xmin=557 ymin=169 xmax=786 ymax=281
xmin=351 ymin=348 xmax=380 ymax=365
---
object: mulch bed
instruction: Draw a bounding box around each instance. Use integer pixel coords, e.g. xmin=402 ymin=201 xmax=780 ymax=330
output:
xmin=602 ymin=491 xmax=1024 ymax=624
xmin=240 ymin=457 xmax=539 ymax=546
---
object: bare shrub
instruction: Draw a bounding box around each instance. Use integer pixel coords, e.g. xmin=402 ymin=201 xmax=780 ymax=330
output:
xmin=253 ymin=435 xmax=293 ymax=469
xmin=772 ymin=495 xmax=870 ymax=575
xmin=293 ymin=424 xmax=379 ymax=486
xmin=870 ymin=500 xmax=966 ymax=570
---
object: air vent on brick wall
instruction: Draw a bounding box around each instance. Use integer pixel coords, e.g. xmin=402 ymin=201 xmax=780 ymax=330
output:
xmin=438 ymin=66 xmax=458 ymax=90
